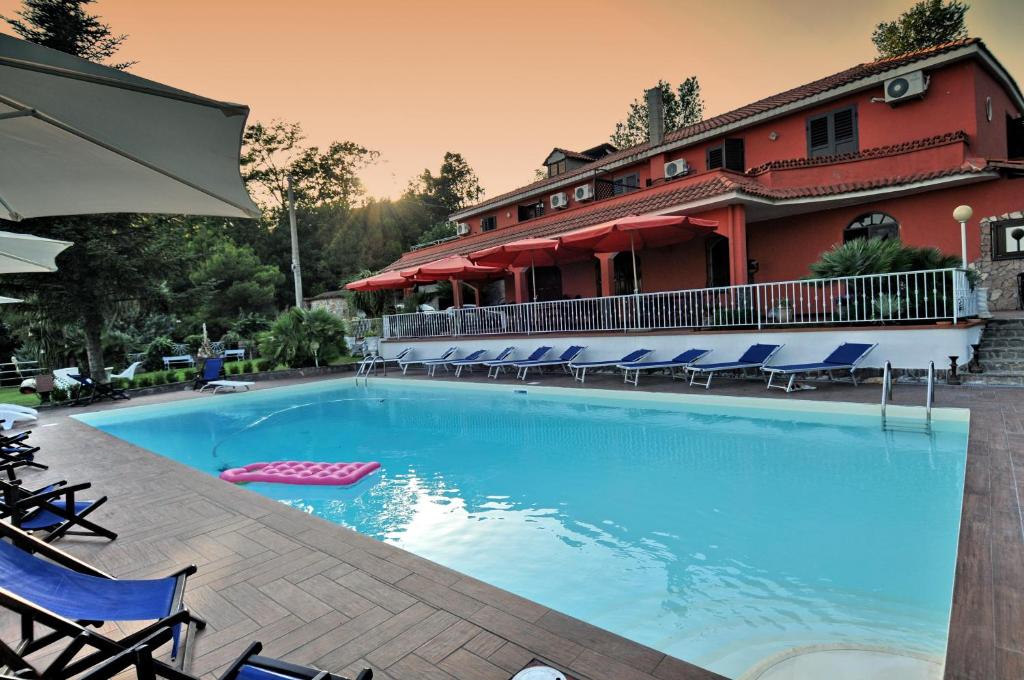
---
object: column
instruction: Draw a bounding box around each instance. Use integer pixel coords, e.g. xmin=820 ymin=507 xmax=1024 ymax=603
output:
xmin=511 ymin=267 xmax=530 ymax=304
xmin=596 ymin=253 xmax=617 ymax=297
xmin=451 ymin=277 xmax=463 ymax=308
xmin=726 ymin=204 xmax=748 ymax=286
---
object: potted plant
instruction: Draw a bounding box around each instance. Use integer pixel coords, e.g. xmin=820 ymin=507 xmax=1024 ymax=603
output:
xmin=775 ymin=298 xmax=793 ymax=323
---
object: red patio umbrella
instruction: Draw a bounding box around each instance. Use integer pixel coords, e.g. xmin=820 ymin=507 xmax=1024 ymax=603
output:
xmin=400 ymin=255 xmax=504 ymax=281
xmin=559 ymin=214 xmax=718 ymax=294
xmin=469 ymin=238 xmax=588 ymax=302
xmin=345 ymin=270 xmax=418 ymax=291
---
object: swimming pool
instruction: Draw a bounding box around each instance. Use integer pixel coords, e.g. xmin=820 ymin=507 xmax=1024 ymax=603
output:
xmin=75 ymin=379 xmax=969 ymax=678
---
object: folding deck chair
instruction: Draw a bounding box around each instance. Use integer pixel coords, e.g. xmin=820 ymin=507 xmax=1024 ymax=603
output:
xmin=688 ymin=343 xmax=784 ymax=389
xmin=513 ymin=345 xmax=586 ymax=381
xmin=398 ymin=347 xmax=456 ymax=375
xmin=424 ymin=349 xmax=486 ymax=377
xmin=0 ymin=522 xmax=204 ymax=677
xmin=763 ymin=342 xmax=878 ymax=392
xmin=450 ymin=347 xmax=514 ymax=377
xmin=568 ymin=349 xmax=652 ymax=383
xmin=0 ymin=478 xmax=116 ymax=542
xmin=618 ymin=348 xmax=711 ymax=386
xmin=483 ymin=346 xmax=551 ymax=379
xmin=76 ymin=632 xmax=373 ymax=680
xmin=69 ymin=373 xmax=129 ymax=404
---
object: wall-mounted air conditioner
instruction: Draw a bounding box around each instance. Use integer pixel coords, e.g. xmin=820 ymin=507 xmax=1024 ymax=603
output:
xmin=664 ymin=160 xmax=690 ymax=179
xmin=550 ymin=192 xmax=569 ymax=209
xmin=456 ymin=222 xmax=470 ymax=236
xmin=574 ymin=184 xmax=594 ymax=202
xmin=884 ymin=71 xmax=928 ymax=103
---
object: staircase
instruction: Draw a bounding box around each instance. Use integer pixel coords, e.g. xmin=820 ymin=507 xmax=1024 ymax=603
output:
xmin=965 ymin=318 xmax=1024 ymax=386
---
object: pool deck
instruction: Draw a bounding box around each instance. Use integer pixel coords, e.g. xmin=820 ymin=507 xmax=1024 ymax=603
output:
xmin=7 ymin=372 xmax=1022 ymax=680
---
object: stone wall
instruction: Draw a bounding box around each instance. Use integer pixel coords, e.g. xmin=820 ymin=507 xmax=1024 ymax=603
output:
xmin=977 ymin=211 xmax=1024 ymax=311
xmin=309 ymin=296 xmax=349 ymax=317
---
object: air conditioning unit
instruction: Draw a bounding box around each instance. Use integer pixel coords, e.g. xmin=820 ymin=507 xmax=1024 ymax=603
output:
xmin=456 ymin=222 xmax=470 ymax=236
xmin=550 ymin=192 xmax=569 ymax=209
xmin=574 ymin=184 xmax=594 ymax=202
xmin=664 ymin=160 xmax=690 ymax=179
xmin=884 ymin=71 xmax=928 ymax=103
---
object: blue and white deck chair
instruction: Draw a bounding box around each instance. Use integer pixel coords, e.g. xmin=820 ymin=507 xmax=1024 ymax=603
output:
xmin=424 ymin=349 xmax=485 ymax=377
xmin=569 ymin=349 xmax=653 ymax=383
xmin=513 ymin=345 xmax=586 ymax=381
xmin=0 ymin=522 xmax=205 ymax=676
xmin=688 ymin=343 xmax=784 ymax=389
xmin=763 ymin=342 xmax=878 ymax=392
xmin=450 ymin=347 xmax=515 ymax=377
xmin=398 ymin=347 xmax=456 ymax=375
xmin=618 ymin=348 xmax=711 ymax=386
xmin=484 ymin=346 xmax=552 ymax=379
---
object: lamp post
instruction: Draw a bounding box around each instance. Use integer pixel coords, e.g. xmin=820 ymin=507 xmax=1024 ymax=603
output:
xmin=953 ymin=204 xmax=973 ymax=267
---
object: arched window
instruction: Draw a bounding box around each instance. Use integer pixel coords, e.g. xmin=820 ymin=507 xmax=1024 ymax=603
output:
xmin=844 ymin=212 xmax=899 ymax=242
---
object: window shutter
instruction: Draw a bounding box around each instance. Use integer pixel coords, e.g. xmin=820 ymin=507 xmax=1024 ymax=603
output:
xmin=832 ymin=108 xmax=857 ymax=154
xmin=707 ymin=145 xmax=724 ymax=170
xmin=807 ymin=115 xmax=830 ymax=157
xmin=724 ymin=139 xmax=745 ymax=171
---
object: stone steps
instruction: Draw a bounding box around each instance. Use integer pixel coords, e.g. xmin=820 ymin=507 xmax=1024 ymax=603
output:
xmin=969 ymin=319 xmax=1024 ymax=385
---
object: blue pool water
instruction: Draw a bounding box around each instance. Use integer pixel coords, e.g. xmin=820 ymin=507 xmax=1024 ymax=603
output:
xmin=75 ymin=380 xmax=968 ymax=677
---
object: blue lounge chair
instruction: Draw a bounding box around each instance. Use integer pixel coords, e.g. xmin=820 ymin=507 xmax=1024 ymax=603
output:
xmin=424 ymin=349 xmax=485 ymax=377
xmin=569 ymin=349 xmax=653 ymax=383
xmin=484 ymin=346 xmax=552 ymax=379
xmin=0 ymin=522 xmax=204 ymax=676
xmin=0 ymin=478 xmax=116 ymax=542
xmin=69 ymin=372 xmax=129 ymax=404
xmin=513 ymin=345 xmax=587 ymax=381
xmin=688 ymin=343 xmax=784 ymax=389
xmin=78 ymin=633 xmax=373 ymax=680
xmin=193 ymin=357 xmax=224 ymax=389
xmin=763 ymin=342 xmax=878 ymax=392
xmin=450 ymin=347 xmax=515 ymax=377
xmin=398 ymin=346 xmax=456 ymax=375
xmin=618 ymin=348 xmax=712 ymax=386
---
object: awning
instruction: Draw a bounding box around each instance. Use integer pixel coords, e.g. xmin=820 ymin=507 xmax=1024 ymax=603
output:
xmin=0 ymin=34 xmax=260 ymax=221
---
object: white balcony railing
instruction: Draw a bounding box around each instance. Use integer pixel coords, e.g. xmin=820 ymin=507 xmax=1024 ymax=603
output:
xmin=382 ymin=268 xmax=977 ymax=340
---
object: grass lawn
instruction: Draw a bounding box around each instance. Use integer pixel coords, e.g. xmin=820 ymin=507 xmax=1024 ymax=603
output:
xmin=0 ymin=386 xmax=43 ymax=407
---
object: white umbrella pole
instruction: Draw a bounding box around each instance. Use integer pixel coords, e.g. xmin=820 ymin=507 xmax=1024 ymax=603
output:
xmin=287 ymin=175 xmax=304 ymax=309
xmin=630 ymin=232 xmax=639 ymax=295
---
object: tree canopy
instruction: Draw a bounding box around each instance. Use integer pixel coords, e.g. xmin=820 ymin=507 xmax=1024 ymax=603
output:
xmin=610 ymin=77 xmax=704 ymax=148
xmin=3 ymin=0 xmax=134 ymax=68
xmin=872 ymin=0 xmax=969 ymax=59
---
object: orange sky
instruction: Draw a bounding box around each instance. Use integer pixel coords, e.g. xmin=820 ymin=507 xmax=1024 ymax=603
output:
xmin=2 ymin=0 xmax=1022 ymax=200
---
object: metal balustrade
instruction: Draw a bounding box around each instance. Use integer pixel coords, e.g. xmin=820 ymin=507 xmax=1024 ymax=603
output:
xmin=382 ymin=268 xmax=977 ymax=340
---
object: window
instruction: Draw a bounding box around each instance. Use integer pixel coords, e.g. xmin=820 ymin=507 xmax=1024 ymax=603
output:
xmin=706 ymin=139 xmax=745 ymax=171
xmin=844 ymin=212 xmax=899 ymax=242
xmin=547 ymin=160 xmax=567 ymax=177
xmin=480 ymin=216 xmax=497 ymax=232
xmin=991 ymin=218 xmax=1024 ymax=260
xmin=518 ymin=201 xmax=545 ymax=222
xmin=612 ymin=173 xmax=640 ymax=196
xmin=807 ymin=106 xmax=858 ymax=157
xmin=1008 ymin=114 xmax=1024 ymax=159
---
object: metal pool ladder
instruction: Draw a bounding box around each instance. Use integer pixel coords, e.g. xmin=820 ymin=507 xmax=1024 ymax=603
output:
xmin=355 ymin=354 xmax=385 ymax=384
xmin=881 ymin=360 xmax=935 ymax=433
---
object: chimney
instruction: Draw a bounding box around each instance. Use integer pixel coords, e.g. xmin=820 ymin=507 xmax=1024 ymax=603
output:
xmin=646 ymin=87 xmax=665 ymax=146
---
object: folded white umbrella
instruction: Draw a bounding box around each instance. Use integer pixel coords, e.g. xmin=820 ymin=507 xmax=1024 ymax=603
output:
xmin=0 ymin=34 xmax=260 ymax=221
xmin=0 ymin=230 xmax=72 ymax=273
xmin=0 ymin=296 xmax=23 ymax=303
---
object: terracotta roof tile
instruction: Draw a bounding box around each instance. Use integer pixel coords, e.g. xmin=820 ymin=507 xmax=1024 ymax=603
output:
xmin=455 ymin=39 xmax=983 ymax=217
xmin=746 ymin=131 xmax=968 ymax=174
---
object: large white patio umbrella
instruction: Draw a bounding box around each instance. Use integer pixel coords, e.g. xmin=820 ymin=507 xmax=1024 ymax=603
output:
xmin=0 ymin=33 xmax=260 ymax=221
xmin=0 ymin=230 xmax=72 ymax=273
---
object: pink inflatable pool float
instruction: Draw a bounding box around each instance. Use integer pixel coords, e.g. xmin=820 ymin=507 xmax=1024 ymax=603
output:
xmin=219 ymin=461 xmax=380 ymax=486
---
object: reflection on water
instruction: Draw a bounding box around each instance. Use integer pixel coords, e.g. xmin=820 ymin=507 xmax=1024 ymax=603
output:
xmin=83 ymin=383 xmax=967 ymax=678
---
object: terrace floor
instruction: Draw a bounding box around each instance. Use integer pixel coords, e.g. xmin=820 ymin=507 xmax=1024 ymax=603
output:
xmin=7 ymin=372 xmax=1022 ymax=680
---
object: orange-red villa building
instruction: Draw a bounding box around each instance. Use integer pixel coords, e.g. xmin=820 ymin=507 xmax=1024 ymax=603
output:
xmin=354 ymin=39 xmax=1024 ymax=375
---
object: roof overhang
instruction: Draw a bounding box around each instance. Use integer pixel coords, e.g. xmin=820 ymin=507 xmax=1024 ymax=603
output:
xmin=450 ymin=42 xmax=1023 ymax=222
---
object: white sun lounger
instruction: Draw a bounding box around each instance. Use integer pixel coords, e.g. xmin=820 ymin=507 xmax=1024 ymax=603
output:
xmin=424 ymin=349 xmax=486 ymax=377
xmin=398 ymin=347 xmax=457 ymax=375
xmin=617 ymin=348 xmax=711 ymax=386
xmin=199 ymin=380 xmax=254 ymax=393
xmin=569 ymin=349 xmax=653 ymax=383
xmin=450 ymin=347 xmax=515 ymax=377
xmin=484 ymin=346 xmax=552 ymax=379
xmin=688 ymin=343 xmax=784 ymax=389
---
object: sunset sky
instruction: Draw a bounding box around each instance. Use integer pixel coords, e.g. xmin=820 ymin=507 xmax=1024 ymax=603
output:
xmin=2 ymin=0 xmax=1022 ymax=200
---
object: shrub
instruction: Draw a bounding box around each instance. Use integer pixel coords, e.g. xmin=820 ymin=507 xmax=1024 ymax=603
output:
xmin=51 ymin=386 xmax=69 ymax=403
xmin=227 ymin=362 xmax=240 ymax=375
xmin=152 ymin=372 xmax=167 ymax=385
xmin=165 ymin=370 xmax=179 ymax=383
xmin=241 ymin=361 xmax=253 ymax=373
xmin=258 ymin=308 xmax=347 ymax=369
xmin=136 ymin=376 xmax=153 ymax=388
xmin=256 ymin=359 xmax=272 ymax=372
xmin=144 ymin=336 xmax=178 ymax=372
xmin=183 ymin=368 xmax=197 ymax=381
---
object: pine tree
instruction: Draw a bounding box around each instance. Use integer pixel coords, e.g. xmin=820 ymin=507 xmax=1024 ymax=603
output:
xmin=3 ymin=0 xmax=134 ymax=68
xmin=872 ymin=0 xmax=969 ymax=59
xmin=610 ymin=77 xmax=704 ymax=148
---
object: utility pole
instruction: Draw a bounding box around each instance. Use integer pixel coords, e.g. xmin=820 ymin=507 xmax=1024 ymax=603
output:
xmin=287 ymin=175 xmax=304 ymax=308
